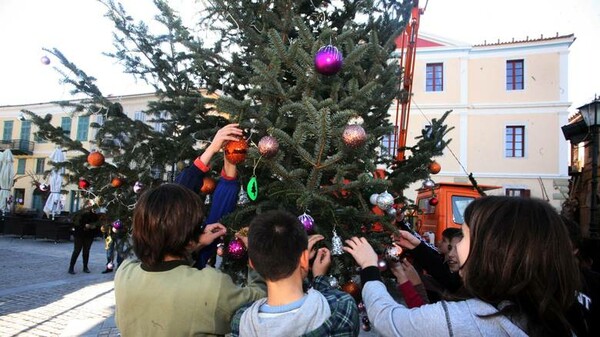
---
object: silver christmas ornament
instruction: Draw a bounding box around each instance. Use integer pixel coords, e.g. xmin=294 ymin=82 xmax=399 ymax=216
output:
xmin=386 ymin=207 xmax=397 ymax=217
xmin=328 ymin=275 xmax=339 ymax=288
xmin=422 ymin=178 xmax=436 ymax=189
xmin=348 ymin=116 xmax=364 ymax=125
xmin=237 ymin=186 xmax=249 ymax=205
xmin=369 ymin=193 xmax=379 ymax=206
xmin=385 ymin=245 xmax=403 ymax=262
xmin=376 ymin=191 xmax=394 ymax=211
xmin=331 ymin=230 xmax=344 ymax=256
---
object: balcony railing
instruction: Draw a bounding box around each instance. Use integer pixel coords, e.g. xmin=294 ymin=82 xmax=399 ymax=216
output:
xmin=0 ymin=139 xmax=35 ymax=155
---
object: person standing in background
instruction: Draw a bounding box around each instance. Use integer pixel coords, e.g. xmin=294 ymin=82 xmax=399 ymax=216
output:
xmin=68 ymin=206 xmax=103 ymax=274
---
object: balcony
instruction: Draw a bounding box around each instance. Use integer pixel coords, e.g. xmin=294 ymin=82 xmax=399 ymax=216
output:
xmin=0 ymin=139 xmax=35 ymax=155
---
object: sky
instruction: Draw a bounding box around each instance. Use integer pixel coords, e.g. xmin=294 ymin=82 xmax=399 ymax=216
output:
xmin=0 ymin=0 xmax=598 ymax=112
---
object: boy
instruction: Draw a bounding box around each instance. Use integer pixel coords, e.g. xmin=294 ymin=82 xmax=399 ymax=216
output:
xmin=231 ymin=210 xmax=359 ymax=336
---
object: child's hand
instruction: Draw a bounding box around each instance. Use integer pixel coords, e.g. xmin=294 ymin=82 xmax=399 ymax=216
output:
xmin=390 ymin=261 xmax=408 ymax=284
xmin=197 ymin=223 xmax=227 ymax=249
xmin=401 ymin=258 xmax=423 ymax=286
xmin=207 ymin=124 xmax=243 ymax=154
xmin=391 ymin=230 xmax=421 ymax=250
xmin=342 ymin=237 xmax=378 ymax=269
xmin=308 ymin=234 xmax=325 ymax=260
xmin=312 ymin=248 xmax=331 ymax=277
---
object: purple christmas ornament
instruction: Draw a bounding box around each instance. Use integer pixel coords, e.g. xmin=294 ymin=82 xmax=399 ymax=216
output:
xmin=41 ymin=55 xmax=50 ymax=65
xmin=227 ymin=238 xmax=247 ymax=259
xmin=314 ymin=45 xmax=343 ymax=76
xmin=112 ymin=219 xmax=122 ymax=230
xmin=298 ymin=212 xmax=315 ymax=232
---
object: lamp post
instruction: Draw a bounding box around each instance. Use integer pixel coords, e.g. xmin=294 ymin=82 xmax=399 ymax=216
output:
xmin=580 ymin=96 xmax=600 ymax=238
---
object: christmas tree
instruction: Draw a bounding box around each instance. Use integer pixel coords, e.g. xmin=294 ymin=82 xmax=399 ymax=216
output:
xmin=24 ymin=0 xmax=451 ymax=286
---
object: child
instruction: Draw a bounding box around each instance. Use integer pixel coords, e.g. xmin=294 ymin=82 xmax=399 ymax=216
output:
xmin=114 ymin=184 xmax=265 ymax=336
xmin=231 ymin=210 xmax=359 ymax=336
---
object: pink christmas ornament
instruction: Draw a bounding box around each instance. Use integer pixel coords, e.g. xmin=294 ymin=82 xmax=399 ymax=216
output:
xmin=227 ymin=238 xmax=247 ymax=259
xmin=314 ymin=45 xmax=343 ymax=76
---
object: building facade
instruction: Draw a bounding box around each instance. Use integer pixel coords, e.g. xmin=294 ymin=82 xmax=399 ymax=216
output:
xmin=391 ymin=32 xmax=575 ymax=210
xmin=0 ymin=94 xmax=155 ymax=214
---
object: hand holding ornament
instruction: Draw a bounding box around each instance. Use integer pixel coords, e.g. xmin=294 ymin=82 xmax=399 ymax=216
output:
xmin=312 ymin=248 xmax=331 ymax=277
xmin=196 ymin=223 xmax=227 ymax=250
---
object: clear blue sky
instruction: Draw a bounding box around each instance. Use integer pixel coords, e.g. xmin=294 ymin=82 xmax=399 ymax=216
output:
xmin=0 ymin=0 xmax=598 ymax=111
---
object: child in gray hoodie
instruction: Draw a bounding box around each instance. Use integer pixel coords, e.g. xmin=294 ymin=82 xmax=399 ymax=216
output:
xmin=231 ymin=210 xmax=359 ymax=336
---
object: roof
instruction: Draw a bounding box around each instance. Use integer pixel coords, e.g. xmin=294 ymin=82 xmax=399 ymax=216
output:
xmin=472 ymin=33 xmax=575 ymax=47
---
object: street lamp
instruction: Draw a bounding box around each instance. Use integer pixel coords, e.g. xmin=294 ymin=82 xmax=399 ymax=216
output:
xmin=579 ymin=96 xmax=600 ymax=238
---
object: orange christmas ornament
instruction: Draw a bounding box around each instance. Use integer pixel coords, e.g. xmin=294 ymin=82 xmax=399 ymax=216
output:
xmin=429 ymin=161 xmax=441 ymax=174
xmin=87 ymin=151 xmax=105 ymax=167
xmin=224 ymin=139 xmax=248 ymax=165
xmin=111 ymin=177 xmax=124 ymax=188
xmin=341 ymin=281 xmax=361 ymax=301
xmin=200 ymin=177 xmax=216 ymax=194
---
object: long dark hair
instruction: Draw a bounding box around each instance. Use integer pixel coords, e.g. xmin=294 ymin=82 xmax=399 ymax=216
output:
xmin=462 ymin=196 xmax=579 ymax=337
xmin=132 ymin=183 xmax=204 ymax=267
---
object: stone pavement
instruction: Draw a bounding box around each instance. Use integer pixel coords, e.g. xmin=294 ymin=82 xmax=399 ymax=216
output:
xmin=0 ymin=234 xmax=119 ymax=337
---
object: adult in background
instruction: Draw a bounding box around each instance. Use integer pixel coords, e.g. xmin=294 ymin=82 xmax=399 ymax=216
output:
xmin=114 ymin=184 xmax=266 ymax=336
xmin=68 ymin=206 xmax=103 ymax=274
xmin=345 ymin=196 xmax=580 ymax=337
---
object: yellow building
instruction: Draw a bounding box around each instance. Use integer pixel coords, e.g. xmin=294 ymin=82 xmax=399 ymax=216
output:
xmin=392 ymin=32 xmax=575 ymax=209
xmin=0 ymin=94 xmax=156 ymax=214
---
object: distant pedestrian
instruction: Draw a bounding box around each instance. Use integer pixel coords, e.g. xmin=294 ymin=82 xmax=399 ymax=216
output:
xmin=68 ymin=206 xmax=103 ymax=274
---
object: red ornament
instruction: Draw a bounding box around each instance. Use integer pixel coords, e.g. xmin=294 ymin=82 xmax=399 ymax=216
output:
xmin=342 ymin=125 xmax=367 ymax=149
xmin=373 ymin=169 xmax=387 ymax=179
xmin=341 ymin=281 xmax=361 ymax=301
xmin=87 ymin=151 xmax=105 ymax=167
xmin=224 ymin=139 xmax=248 ymax=165
xmin=332 ymin=178 xmax=351 ymax=198
xmin=429 ymin=197 xmax=439 ymax=206
xmin=371 ymin=206 xmax=385 ymax=232
xmin=200 ymin=177 xmax=216 ymax=194
xmin=78 ymin=178 xmax=90 ymax=190
xmin=227 ymin=238 xmax=247 ymax=259
xmin=111 ymin=177 xmax=124 ymax=188
xmin=429 ymin=161 xmax=441 ymax=174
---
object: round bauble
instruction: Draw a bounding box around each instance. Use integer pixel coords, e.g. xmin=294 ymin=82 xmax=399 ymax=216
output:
xmin=258 ymin=136 xmax=279 ymax=158
xmin=224 ymin=139 xmax=248 ymax=165
xmin=41 ymin=56 xmax=50 ymax=65
xmin=422 ymin=178 xmax=435 ymax=189
xmin=342 ymin=124 xmax=367 ymax=149
xmin=329 ymin=276 xmax=339 ymax=288
xmin=133 ymin=181 xmax=144 ymax=194
xmin=369 ymin=193 xmax=379 ymax=205
xmin=385 ymin=245 xmax=403 ymax=262
xmin=373 ymin=169 xmax=387 ymax=179
xmin=386 ymin=207 xmax=397 ymax=217
xmin=200 ymin=177 xmax=216 ymax=194
xmin=376 ymin=191 xmax=394 ymax=211
xmin=112 ymin=219 xmax=122 ymax=230
xmin=377 ymin=258 xmax=388 ymax=272
xmin=87 ymin=151 xmax=105 ymax=167
xmin=227 ymin=238 xmax=247 ymax=259
xmin=111 ymin=177 xmax=124 ymax=188
xmin=38 ymin=183 xmax=49 ymax=192
xmin=314 ymin=45 xmax=343 ymax=76
xmin=429 ymin=161 xmax=441 ymax=174
xmin=298 ymin=213 xmax=315 ymax=232
xmin=78 ymin=178 xmax=90 ymax=190
xmin=429 ymin=197 xmax=439 ymax=206
xmin=216 ymin=243 xmax=225 ymax=257
xmin=341 ymin=281 xmax=361 ymax=301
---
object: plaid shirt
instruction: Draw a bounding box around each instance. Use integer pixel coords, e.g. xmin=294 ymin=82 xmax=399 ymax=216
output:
xmin=230 ymin=275 xmax=359 ymax=337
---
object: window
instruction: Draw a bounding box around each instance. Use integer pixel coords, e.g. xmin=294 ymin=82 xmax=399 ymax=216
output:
xmin=20 ymin=120 xmax=31 ymax=141
xmin=61 ymin=117 xmax=72 ymax=136
xmin=506 ymin=188 xmax=530 ymax=197
xmin=506 ymin=59 xmax=524 ymax=90
xmin=36 ymin=158 xmax=45 ymax=174
xmin=451 ymin=196 xmax=475 ymax=224
xmin=76 ymin=116 xmax=89 ymax=141
xmin=505 ymin=125 xmax=525 ymax=157
xmin=17 ymin=159 xmax=26 ymax=174
xmin=3 ymin=121 xmax=13 ymax=141
xmin=134 ymin=111 xmax=146 ymax=122
xmin=154 ymin=112 xmax=167 ymax=132
xmin=380 ymin=132 xmax=396 ymax=157
xmin=426 ymin=63 xmax=443 ymax=92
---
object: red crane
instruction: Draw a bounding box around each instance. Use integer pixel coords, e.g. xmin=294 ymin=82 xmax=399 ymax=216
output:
xmin=393 ymin=0 xmax=425 ymax=161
